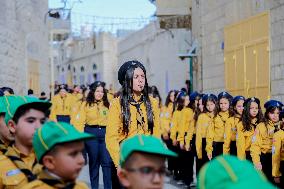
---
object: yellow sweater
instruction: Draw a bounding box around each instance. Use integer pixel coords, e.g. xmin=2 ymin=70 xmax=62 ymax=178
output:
xmin=206 ymin=111 xmax=230 ymax=156
xmin=177 ymin=107 xmax=194 ymax=145
xmin=160 ymin=103 xmax=174 ymax=136
xmin=49 ymin=93 xmax=74 ymax=121
xmin=170 ymin=110 xmax=183 ymax=142
xmin=105 ymin=96 xmax=160 ymax=167
xmin=272 ymin=129 xmax=284 ymax=177
xmin=250 ymin=121 xmax=275 ymax=165
xmin=223 ymin=115 xmax=241 ymax=154
xmin=196 ymin=112 xmax=214 ymax=159
xmin=236 ymin=118 xmax=257 ymax=160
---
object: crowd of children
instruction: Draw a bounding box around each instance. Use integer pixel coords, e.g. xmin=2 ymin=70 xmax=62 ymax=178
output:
xmin=0 ymin=59 xmax=284 ymax=189
xmin=160 ymin=88 xmax=284 ymax=188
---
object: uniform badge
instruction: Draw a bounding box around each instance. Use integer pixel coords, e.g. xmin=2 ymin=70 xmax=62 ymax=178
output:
xmin=6 ymin=169 xmax=21 ymax=176
xmin=165 ymin=112 xmax=169 ymax=118
xmin=224 ymin=134 xmax=226 ymax=139
xmin=236 ymin=134 xmax=238 ymax=140
xmin=252 ymin=135 xmax=256 ymax=143
xmin=170 ymin=123 xmax=173 ymax=128
xmin=272 ymin=146 xmax=275 ymax=154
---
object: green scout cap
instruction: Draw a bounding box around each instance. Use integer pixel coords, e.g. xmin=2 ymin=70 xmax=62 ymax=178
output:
xmin=119 ymin=134 xmax=177 ymax=166
xmin=4 ymin=96 xmax=51 ymax=125
xmin=0 ymin=97 xmax=8 ymax=114
xmin=197 ymin=155 xmax=276 ymax=189
xmin=33 ymin=121 xmax=95 ymax=162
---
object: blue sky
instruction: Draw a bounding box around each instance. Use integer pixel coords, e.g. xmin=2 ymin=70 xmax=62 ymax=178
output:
xmin=49 ymin=0 xmax=156 ymax=18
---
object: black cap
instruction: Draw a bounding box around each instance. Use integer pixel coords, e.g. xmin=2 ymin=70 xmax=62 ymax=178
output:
xmin=118 ymin=60 xmax=146 ymax=85
xmin=264 ymin=100 xmax=283 ymax=110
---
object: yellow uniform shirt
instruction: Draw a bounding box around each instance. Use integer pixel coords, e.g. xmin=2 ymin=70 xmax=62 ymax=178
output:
xmin=0 ymin=139 xmax=9 ymax=155
xmin=105 ymin=96 xmax=161 ymax=167
xmin=236 ymin=119 xmax=257 ymax=160
xmin=177 ymin=108 xmax=194 ymax=145
xmin=72 ymin=101 xmax=109 ymax=131
xmin=185 ymin=118 xmax=196 ymax=150
xmin=21 ymin=170 xmax=88 ymax=189
xmin=49 ymin=94 xmax=74 ymax=121
xmin=195 ymin=113 xmax=214 ymax=159
xmin=272 ymin=129 xmax=284 ymax=177
xmin=223 ymin=115 xmax=241 ymax=154
xmin=170 ymin=110 xmax=183 ymax=142
xmin=206 ymin=111 xmax=230 ymax=156
xmin=0 ymin=146 xmax=42 ymax=189
xmin=160 ymin=103 xmax=174 ymax=136
xmin=250 ymin=121 xmax=275 ymax=165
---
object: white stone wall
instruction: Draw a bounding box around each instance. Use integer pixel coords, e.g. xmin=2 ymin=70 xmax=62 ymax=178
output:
xmin=118 ymin=21 xmax=190 ymax=101
xmin=57 ymin=33 xmax=118 ymax=89
xmin=192 ymin=0 xmax=284 ymax=99
xmin=0 ymin=0 xmax=49 ymax=95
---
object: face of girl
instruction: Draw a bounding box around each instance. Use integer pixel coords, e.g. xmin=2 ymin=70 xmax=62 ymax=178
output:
xmin=268 ymin=108 xmax=280 ymax=123
xmin=235 ymin=100 xmax=244 ymax=115
xmin=94 ymin=86 xmax=104 ymax=101
xmin=198 ymin=99 xmax=204 ymax=112
xmin=169 ymin=92 xmax=175 ymax=103
xmin=184 ymin=96 xmax=190 ymax=107
xmin=219 ymin=98 xmax=230 ymax=112
xmin=132 ymin=67 xmax=145 ymax=94
xmin=249 ymin=102 xmax=259 ymax=118
xmin=206 ymin=100 xmax=216 ymax=113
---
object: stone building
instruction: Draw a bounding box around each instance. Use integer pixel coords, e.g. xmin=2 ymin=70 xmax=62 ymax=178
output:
xmin=0 ymin=0 xmax=50 ymax=95
xmin=117 ymin=21 xmax=191 ymax=100
xmin=56 ymin=33 xmax=118 ymax=89
xmin=191 ymin=0 xmax=284 ymax=103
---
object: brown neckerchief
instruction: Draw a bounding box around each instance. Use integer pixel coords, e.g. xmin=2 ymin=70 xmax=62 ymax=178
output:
xmin=39 ymin=169 xmax=75 ymax=189
xmin=129 ymin=95 xmax=146 ymax=132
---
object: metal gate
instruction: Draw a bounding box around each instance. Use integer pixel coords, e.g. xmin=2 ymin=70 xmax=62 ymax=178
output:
xmin=224 ymin=12 xmax=270 ymax=105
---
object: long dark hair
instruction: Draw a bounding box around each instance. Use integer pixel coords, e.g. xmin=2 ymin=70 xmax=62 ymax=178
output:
xmin=149 ymin=85 xmax=162 ymax=107
xmin=119 ymin=63 xmax=154 ymax=135
xmin=86 ymin=81 xmax=110 ymax=108
xmin=175 ymin=92 xmax=185 ymax=111
xmin=194 ymin=94 xmax=204 ymax=121
xmin=264 ymin=106 xmax=280 ymax=125
xmin=242 ymin=98 xmax=264 ymax=131
xmin=165 ymin=90 xmax=177 ymax=114
xmin=202 ymin=95 xmax=218 ymax=118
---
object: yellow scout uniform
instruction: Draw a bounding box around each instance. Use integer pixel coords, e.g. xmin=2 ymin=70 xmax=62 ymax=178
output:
xmin=73 ymin=101 xmax=109 ymax=130
xmin=0 ymin=146 xmax=42 ymax=189
xmin=185 ymin=118 xmax=196 ymax=150
xmin=49 ymin=93 xmax=74 ymax=121
xmin=170 ymin=110 xmax=183 ymax=143
xmin=206 ymin=111 xmax=230 ymax=156
xmin=196 ymin=113 xmax=214 ymax=159
xmin=105 ymin=96 xmax=160 ymax=167
xmin=177 ymin=107 xmax=194 ymax=146
xmin=272 ymin=129 xmax=284 ymax=178
xmin=160 ymin=103 xmax=174 ymax=137
xmin=21 ymin=170 xmax=88 ymax=189
xmin=223 ymin=115 xmax=241 ymax=154
xmin=250 ymin=121 xmax=275 ymax=165
xmin=0 ymin=139 xmax=9 ymax=155
xmin=236 ymin=118 xmax=257 ymax=160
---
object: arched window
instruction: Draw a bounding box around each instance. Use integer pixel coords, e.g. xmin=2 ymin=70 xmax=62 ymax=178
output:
xmin=61 ymin=67 xmax=64 ymax=72
xmin=81 ymin=66 xmax=85 ymax=72
xmin=68 ymin=64 xmax=71 ymax=70
xmin=73 ymin=67 xmax=76 ymax=73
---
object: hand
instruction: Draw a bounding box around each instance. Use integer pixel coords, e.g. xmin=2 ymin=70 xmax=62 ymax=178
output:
xmin=185 ymin=145 xmax=191 ymax=151
xmin=255 ymin=162 xmax=262 ymax=170
xmin=173 ymin=140 xmax=178 ymax=146
xmin=180 ymin=143 xmax=185 ymax=150
xmin=162 ymin=134 xmax=169 ymax=140
xmin=207 ymin=154 xmax=212 ymax=160
xmin=274 ymin=177 xmax=281 ymax=184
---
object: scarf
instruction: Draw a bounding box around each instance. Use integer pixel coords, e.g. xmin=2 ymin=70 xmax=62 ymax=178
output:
xmin=39 ymin=170 xmax=75 ymax=189
xmin=5 ymin=146 xmax=41 ymax=182
xmin=0 ymin=139 xmax=7 ymax=154
xmin=129 ymin=95 xmax=146 ymax=132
